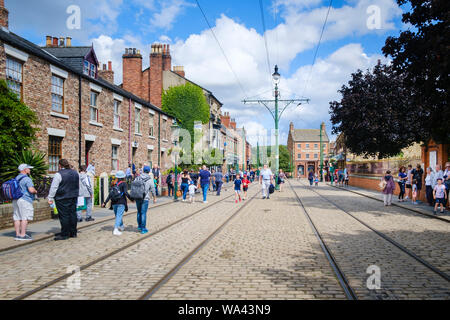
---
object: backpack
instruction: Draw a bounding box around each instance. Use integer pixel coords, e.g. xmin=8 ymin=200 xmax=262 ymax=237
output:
xmin=130 ymin=177 xmax=150 ymax=200
xmin=269 ymin=184 xmax=275 ymax=194
xmin=412 ymin=169 xmax=421 ymax=182
xmin=166 ymin=174 xmax=173 ymax=185
xmin=379 ymin=180 xmax=387 ymax=191
xmin=110 ymin=182 xmax=125 ymax=202
xmin=2 ymin=176 xmax=27 ymax=201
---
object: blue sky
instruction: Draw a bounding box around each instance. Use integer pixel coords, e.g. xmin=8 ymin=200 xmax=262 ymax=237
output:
xmin=6 ymin=0 xmax=407 ymax=146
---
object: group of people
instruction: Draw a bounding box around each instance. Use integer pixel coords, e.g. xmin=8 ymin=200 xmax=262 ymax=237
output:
xmin=303 ymin=167 xmax=349 ymax=187
xmin=381 ymin=163 xmax=450 ymax=214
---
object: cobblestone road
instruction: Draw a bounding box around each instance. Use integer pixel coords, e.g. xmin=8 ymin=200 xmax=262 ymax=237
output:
xmin=291 ymin=180 xmax=449 ymax=300
xmin=0 ymin=185 xmax=236 ymax=299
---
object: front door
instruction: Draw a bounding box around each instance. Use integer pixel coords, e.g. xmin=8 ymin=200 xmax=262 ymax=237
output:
xmin=85 ymin=141 xmax=94 ymax=166
xmin=298 ymin=165 xmax=305 ymax=177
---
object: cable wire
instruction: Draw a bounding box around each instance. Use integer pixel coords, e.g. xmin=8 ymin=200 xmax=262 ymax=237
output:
xmin=301 ymin=0 xmax=333 ymax=97
xmin=194 ymin=0 xmax=248 ymax=97
xmin=259 ymin=0 xmax=272 ymax=78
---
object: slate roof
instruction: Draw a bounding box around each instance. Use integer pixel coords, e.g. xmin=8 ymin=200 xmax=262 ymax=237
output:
xmin=291 ymin=129 xmax=329 ymax=142
xmin=0 ymin=28 xmax=170 ymax=116
xmin=42 ymin=46 xmax=95 ymax=73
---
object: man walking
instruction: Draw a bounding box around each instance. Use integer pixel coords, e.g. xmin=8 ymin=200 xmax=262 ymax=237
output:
xmin=152 ymin=164 xmax=161 ymax=196
xmin=77 ymin=165 xmax=94 ymax=222
xmin=260 ymin=164 xmax=274 ymax=200
xmin=13 ymin=164 xmax=37 ymax=241
xmin=214 ymin=169 xmax=224 ymax=196
xmin=126 ymin=164 xmax=133 ymax=187
xmin=48 ymin=159 xmax=79 ymax=241
xmin=135 ymin=166 xmax=154 ymax=234
xmin=199 ymin=165 xmax=211 ymax=204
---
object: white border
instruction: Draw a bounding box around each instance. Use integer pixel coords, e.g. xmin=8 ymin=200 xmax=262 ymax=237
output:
xmin=111 ymin=138 xmax=122 ymax=146
xmin=85 ymin=134 xmax=97 ymax=142
xmin=113 ymin=93 xmax=123 ymax=102
xmin=147 ymin=145 xmax=155 ymax=150
xmin=50 ymin=65 xmax=68 ymax=79
xmin=4 ymin=44 xmax=29 ymax=62
xmin=135 ymin=102 xmax=142 ymax=110
xmin=90 ymin=83 xmax=103 ymax=93
xmin=47 ymin=128 xmax=66 ymax=138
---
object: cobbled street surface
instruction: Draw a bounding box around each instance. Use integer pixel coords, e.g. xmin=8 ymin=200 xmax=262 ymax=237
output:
xmin=0 ymin=180 xmax=449 ymax=300
xmin=290 ymin=180 xmax=450 ymax=300
xmin=0 ymin=184 xmax=236 ymax=299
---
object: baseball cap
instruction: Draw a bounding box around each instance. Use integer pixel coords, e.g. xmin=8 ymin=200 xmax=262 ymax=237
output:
xmin=144 ymin=166 xmax=151 ymax=173
xmin=18 ymin=164 xmax=34 ymax=171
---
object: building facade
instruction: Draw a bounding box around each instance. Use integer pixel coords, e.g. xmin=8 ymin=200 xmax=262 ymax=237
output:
xmin=287 ymin=122 xmax=330 ymax=178
xmin=0 ymin=1 xmax=175 ymax=176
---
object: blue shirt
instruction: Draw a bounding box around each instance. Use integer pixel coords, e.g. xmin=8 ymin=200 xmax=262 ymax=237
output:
xmin=199 ymin=170 xmax=211 ymax=185
xmin=398 ymin=172 xmax=407 ymax=184
xmin=234 ymin=179 xmax=242 ymax=190
xmin=16 ymin=174 xmax=35 ymax=203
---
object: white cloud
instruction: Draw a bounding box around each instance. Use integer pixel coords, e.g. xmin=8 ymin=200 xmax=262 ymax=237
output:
xmin=150 ymin=0 xmax=193 ymax=30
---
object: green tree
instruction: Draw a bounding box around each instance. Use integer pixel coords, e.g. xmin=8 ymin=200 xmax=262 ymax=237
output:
xmin=0 ymin=149 xmax=49 ymax=181
xmin=0 ymin=80 xmax=39 ymax=169
xmin=279 ymin=145 xmax=291 ymax=173
xmin=383 ymin=0 xmax=449 ymax=143
xmin=161 ymin=83 xmax=210 ymax=141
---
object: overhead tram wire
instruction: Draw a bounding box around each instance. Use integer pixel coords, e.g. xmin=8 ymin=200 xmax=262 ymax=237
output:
xmin=259 ymin=0 xmax=273 ymax=80
xmin=194 ymin=0 xmax=248 ymax=97
xmin=300 ymin=0 xmax=333 ymax=98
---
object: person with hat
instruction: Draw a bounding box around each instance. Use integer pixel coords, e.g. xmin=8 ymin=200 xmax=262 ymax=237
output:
xmin=12 ymin=164 xmax=38 ymax=241
xmin=433 ymin=178 xmax=447 ymax=215
xmin=48 ymin=159 xmax=80 ymax=241
xmin=134 ymin=166 xmax=154 ymax=235
xmin=102 ymin=170 xmax=134 ymax=236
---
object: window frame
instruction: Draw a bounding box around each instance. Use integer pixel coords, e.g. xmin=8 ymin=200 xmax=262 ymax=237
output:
xmin=90 ymin=91 xmax=99 ymax=123
xmin=306 ymin=154 xmax=310 ymax=159
xmin=112 ymin=146 xmax=119 ymax=171
xmin=149 ymin=113 xmax=154 ymax=137
xmin=113 ymin=100 xmax=121 ymax=129
xmin=51 ymin=74 xmax=65 ymax=114
xmin=48 ymin=136 xmax=63 ymax=173
xmin=135 ymin=107 xmax=141 ymax=134
xmin=6 ymin=56 xmax=24 ymax=101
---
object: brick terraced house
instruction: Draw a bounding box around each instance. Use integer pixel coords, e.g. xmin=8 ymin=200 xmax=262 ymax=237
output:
xmin=0 ymin=1 xmax=175 ymax=176
xmin=287 ymin=122 xmax=330 ymax=178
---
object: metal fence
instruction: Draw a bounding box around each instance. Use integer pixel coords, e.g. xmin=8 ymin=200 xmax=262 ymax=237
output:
xmin=0 ymin=177 xmax=53 ymax=205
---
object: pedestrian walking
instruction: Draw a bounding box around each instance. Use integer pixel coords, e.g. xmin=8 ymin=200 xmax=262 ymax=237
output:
xmin=48 ymin=159 xmax=80 ymax=241
xmin=433 ymin=178 xmax=447 ymax=215
xmin=211 ymin=169 xmax=216 ymax=192
xmin=152 ymin=165 xmax=161 ymax=196
xmin=126 ymin=164 xmax=133 ymax=187
xmin=405 ymin=164 xmax=413 ymax=201
xmin=308 ymin=170 xmax=314 ymax=186
xmin=397 ymin=166 xmax=408 ymax=202
xmin=242 ymin=174 xmax=250 ymax=200
xmin=381 ymin=170 xmax=395 ymax=206
xmin=214 ymin=169 xmax=224 ymax=196
xmin=102 ymin=171 xmax=134 ymax=236
xmin=11 ymin=164 xmax=37 ymax=241
xmin=234 ymin=174 xmax=242 ymax=203
xmin=77 ymin=165 xmax=94 ymax=222
xmin=278 ymin=169 xmax=286 ymax=192
xmin=133 ymin=166 xmax=154 ymax=234
xmin=86 ymin=162 xmax=96 ymax=176
xmin=166 ymin=170 xmax=175 ymax=197
xmin=188 ymin=181 xmax=197 ymax=203
xmin=344 ymin=170 xmax=349 ymax=186
xmin=425 ymin=167 xmax=436 ymax=206
xmin=199 ymin=165 xmax=211 ymax=204
xmin=443 ymin=163 xmax=450 ymax=209
xmin=314 ymin=172 xmax=319 ymax=187
xmin=411 ymin=164 xmax=424 ymax=202
xmin=180 ymin=170 xmax=191 ymax=202
xmin=259 ymin=164 xmax=274 ymax=200
xmin=412 ymin=179 xmax=418 ymax=204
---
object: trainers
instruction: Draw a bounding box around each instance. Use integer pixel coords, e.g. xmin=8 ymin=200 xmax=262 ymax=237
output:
xmin=262 ymin=196 xmax=266 ymax=200
xmin=137 ymin=228 xmax=142 ymax=232
xmin=113 ymin=229 xmax=122 ymax=236
xmin=23 ymin=234 xmax=33 ymax=241
xmin=77 ymin=219 xmax=83 ymax=223
xmin=203 ymin=201 xmax=208 ymax=204
xmin=141 ymin=229 xmax=149 ymax=235
xmin=85 ymin=217 xmax=95 ymax=222
xmin=118 ymin=226 xmax=125 ymax=232
xmin=15 ymin=236 xmax=25 ymax=241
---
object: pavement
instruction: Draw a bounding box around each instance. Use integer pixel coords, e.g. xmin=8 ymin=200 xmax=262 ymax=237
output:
xmin=326 ymin=183 xmax=450 ymax=222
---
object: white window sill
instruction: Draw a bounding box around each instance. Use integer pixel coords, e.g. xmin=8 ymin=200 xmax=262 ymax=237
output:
xmin=113 ymin=127 xmax=124 ymax=132
xmin=135 ymin=133 xmax=143 ymax=137
xmin=149 ymin=136 xmax=156 ymax=140
xmin=162 ymin=139 xmax=169 ymax=143
xmin=50 ymin=112 xmax=69 ymax=120
xmin=89 ymin=121 xmax=103 ymax=128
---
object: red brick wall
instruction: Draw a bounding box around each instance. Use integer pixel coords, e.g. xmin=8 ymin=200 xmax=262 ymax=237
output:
xmin=0 ymin=0 xmax=8 ymax=29
xmin=122 ymin=54 xmax=143 ymax=99
xmin=150 ymin=52 xmax=163 ymax=108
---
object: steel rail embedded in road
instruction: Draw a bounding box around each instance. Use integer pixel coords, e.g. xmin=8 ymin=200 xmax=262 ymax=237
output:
xmin=328 ymin=184 xmax=450 ymax=224
xmin=287 ymin=180 xmax=358 ymax=300
xmin=302 ymin=181 xmax=450 ymax=283
xmin=139 ymin=190 xmax=260 ymax=300
xmin=12 ymin=190 xmax=240 ymax=300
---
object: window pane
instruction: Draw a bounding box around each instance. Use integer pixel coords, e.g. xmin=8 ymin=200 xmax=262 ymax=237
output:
xmin=90 ymin=92 xmax=97 ymax=106
xmin=6 ymin=57 xmax=22 ymax=99
xmin=90 ymin=107 xmax=97 ymax=121
xmin=51 ymin=75 xmax=64 ymax=113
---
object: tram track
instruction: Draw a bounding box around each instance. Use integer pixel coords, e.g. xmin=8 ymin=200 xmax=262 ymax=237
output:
xmin=11 ymin=187 xmax=242 ymax=300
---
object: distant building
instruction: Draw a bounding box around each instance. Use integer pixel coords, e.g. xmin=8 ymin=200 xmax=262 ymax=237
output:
xmin=287 ymin=122 xmax=330 ymax=178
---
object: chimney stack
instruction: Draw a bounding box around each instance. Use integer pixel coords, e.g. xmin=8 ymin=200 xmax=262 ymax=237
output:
xmin=59 ymin=37 xmax=65 ymax=47
xmin=162 ymin=44 xmax=171 ymax=71
xmin=290 ymin=122 xmax=294 ymax=132
xmin=52 ymin=37 xmax=58 ymax=47
xmin=149 ymin=43 xmax=165 ymax=107
xmin=46 ymin=36 xmax=52 ymax=47
xmin=66 ymin=37 xmax=72 ymax=47
xmin=173 ymin=66 xmax=185 ymax=78
xmin=0 ymin=0 xmax=8 ymax=29
xmin=123 ymin=48 xmax=143 ymax=98
xmin=98 ymin=61 xmax=115 ymax=84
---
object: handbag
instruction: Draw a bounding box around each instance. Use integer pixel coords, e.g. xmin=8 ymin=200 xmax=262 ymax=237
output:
xmin=269 ymin=184 xmax=275 ymax=194
xmin=379 ymin=180 xmax=387 ymax=191
xmin=76 ymin=197 xmax=87 ymax=211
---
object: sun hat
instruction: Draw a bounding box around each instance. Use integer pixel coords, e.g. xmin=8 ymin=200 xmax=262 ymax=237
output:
xmin=115 ymin=171 xmax=126 ymax=179
xmin=18 ymin=164 xmax=34 ymax=171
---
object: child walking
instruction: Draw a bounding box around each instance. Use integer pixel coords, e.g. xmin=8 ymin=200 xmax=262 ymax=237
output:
xmin=314 ymin=173 xmax=319 ymax=186
xmin=412 ymin=179 xmax=418 ymax=204
xmin=188 ymin=181 xmax=197 ymax=204
xmin=433 ymin=178 xmax=447 ymax=215
xmin=242 ymin=175 xmax=250 ymax=200
xmin=234 ymin=174 xmax=242 ymax=203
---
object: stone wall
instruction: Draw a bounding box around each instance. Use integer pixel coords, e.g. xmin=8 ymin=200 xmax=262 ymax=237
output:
xmin=0 ymin=201 xmax=53 ymax=230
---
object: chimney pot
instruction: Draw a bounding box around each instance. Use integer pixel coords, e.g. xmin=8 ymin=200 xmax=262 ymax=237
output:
xmin=46 ymin=36 xmax=52 ymax=47
xmin=66 ymin=37 xmax=72 ymax=47
xmin=59 ymin=37 xmax=65 ymax=47
xmin=103 ymin=64 xmax=106 ymax=71
xmin=108 ymin=61 xmax=112 ymax=71
xmin=52 ymin=37 xmax=58 ymax=47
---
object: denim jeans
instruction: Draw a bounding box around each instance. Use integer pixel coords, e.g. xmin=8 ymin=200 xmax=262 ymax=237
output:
xmin=181 ymin=183 xmax=189 ymax=200
xmin=201 ymin=184 xmax=209 ymax=202
xmin=168 ymin=184 xmax=174 ymax=197
xmin=112 ymin=204 xmax=125 ymax=230
xmin=136 ymin=200 xmax=149 ymax=230
xmin=216 ymin=181 xmax=223 ymax=196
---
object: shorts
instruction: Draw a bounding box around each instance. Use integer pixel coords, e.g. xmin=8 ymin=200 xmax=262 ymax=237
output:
xmin=406 ymin=184 xmax=412 ymax=189
xmin=416 ymin=182 xmax=422 ymax=190
xmin=435 ymin=198 xmax=446 ymax=205
xmin=234 ymin=190 xmax=241 ymax=194
xmin=243 ymin=186 xmax=248 ymax=192
xmin=13 ymin=198 xmax=34 ymax=221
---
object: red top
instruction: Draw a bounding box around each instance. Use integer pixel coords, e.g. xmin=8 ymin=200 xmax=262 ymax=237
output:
xmin=242 ymin=178 xmax=251 ymax=187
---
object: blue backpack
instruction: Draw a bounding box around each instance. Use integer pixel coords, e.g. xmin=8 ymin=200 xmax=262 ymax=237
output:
xmin=2 ymin=176 xmax=26 ymax=201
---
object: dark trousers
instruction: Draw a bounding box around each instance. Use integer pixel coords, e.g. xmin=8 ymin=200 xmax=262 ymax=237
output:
xmin=426 ymin=185 xmax=434 ymax=206
xmin=216 ymin=181 xmax=223 ymax=195
xmin=398 ymin=182 xmax=405 ymax=200
xmin=55 ymin=197 xmax=78 ymax=237
xmin=168 ymin=184 xmax=174 ymax=197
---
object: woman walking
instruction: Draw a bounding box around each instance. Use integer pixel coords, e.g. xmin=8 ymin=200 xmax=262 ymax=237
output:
xmin=425 ymin=167 xmax=436 ymax=206
xmin=381 ymin=170 xmax=396 ymax=206
xmin=278 ymin=169 xmax=286 ymax=192
xmin=102 ymin=171 xmax=134 ymax=236
xmin=180 ymin=170 xmax=191 ymax=202
xmin=397 ymin=166 xmax=407 ymax=202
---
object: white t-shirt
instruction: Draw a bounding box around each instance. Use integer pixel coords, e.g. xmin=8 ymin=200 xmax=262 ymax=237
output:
xmin=260 ymin=169 xmax=273 ymax=180
xmin=188 ymin=184 xmax=197 ymax=195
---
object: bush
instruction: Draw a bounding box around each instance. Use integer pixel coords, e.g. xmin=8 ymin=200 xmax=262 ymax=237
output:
xmin=94 ymin=177 xmax=99 ymax=206
xmin=0 ymin=149 xmax=49 ymax=181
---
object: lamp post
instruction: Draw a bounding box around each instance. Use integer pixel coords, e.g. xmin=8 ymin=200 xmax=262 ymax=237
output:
xmin=171 ymin=121 xmax=180 ymax=201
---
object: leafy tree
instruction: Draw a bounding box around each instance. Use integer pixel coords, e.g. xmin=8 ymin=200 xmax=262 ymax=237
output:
xmin=0 ymin=80 xmax=39 ymax=168
xmin=0 ymin=149 xmax=49 ymax=181
xmin=329 ymin=62 xmax=420 ymax=159
xmin=383 ymin=0 xmax=449 ymax=143
xmin=279 ymin=145 xmax=291 ymax=173
xmin=161 ymin=83 xmax=210 ymax=142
